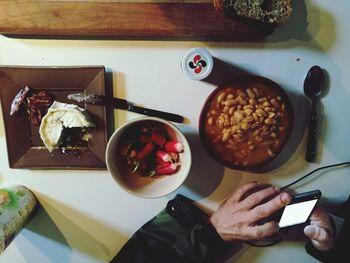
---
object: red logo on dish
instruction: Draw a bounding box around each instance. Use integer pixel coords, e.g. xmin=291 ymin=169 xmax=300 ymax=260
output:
xmin=188 ymin=55 xmax=207 ymax=74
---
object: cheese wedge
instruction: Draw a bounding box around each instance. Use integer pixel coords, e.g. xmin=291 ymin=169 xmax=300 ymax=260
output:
xmin=39 ymin=101 xmax=95 ymax=152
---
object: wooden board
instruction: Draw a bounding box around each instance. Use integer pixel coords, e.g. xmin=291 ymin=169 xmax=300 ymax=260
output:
xmin=0 ymin=1 xmax=273 ymax=40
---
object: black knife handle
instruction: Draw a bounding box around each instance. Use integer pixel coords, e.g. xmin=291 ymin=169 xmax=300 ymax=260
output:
xmin=306 ymin=99 xmax=319 ymax=162
xmin=129 ymin=105 xmax=184 ymax=123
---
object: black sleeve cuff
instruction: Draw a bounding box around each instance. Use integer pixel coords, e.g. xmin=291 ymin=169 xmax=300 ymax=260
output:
xmin=166 ymin=194 xmax=232 ymax=257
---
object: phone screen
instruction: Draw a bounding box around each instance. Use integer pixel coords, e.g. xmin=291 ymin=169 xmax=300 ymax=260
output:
xmin=279 ymin=199 xmax=318 ymax=228
xmin=278 ymin=190 xmax=321 ymax=228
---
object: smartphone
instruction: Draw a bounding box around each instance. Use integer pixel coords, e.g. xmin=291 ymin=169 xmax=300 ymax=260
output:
xmin=278 ymin=190 xmax=322 ymax=228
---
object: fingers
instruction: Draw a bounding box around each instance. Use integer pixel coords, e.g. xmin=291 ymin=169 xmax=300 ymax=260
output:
xmin=304 ymin=225 xmax=329 ymax=241
xmin=309 ymin=207 xmax=334 ymax=236
xmin=250 ymin=192 xmax=292 ymax=221
xmin=212 ymin=181 xmax=291 ymax=243
xmin=304 ymin=225 xmax=333 ymax=251
xmin=309 ymin=207 xmax=330 ymax=225
xmin=242 ymin=186 xmax=280 ymax=209
xmin=242 ymin=187 xmax=285 ymax=210
xmin=305 ymin=206 xmax=334 ymax=251
xmin=229 ymin=182 xmax=261 ymax=203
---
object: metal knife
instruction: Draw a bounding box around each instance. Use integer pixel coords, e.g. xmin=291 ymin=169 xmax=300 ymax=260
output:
xmin=67 ymin=93 xmax=184 ymax=123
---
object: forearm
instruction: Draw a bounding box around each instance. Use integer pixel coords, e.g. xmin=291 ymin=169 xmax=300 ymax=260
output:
xmin=113 ymin=182 xmax=292 ymax=263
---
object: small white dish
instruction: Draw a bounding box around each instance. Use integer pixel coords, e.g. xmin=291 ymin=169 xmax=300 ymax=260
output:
xmin=181 ymin=47 xmax=213 ymax=80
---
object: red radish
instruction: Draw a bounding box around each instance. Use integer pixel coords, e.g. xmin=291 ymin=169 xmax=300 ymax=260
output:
xmin=156 ymin=150 xmax=172 ymax=162
xmin=121 ymin=121 xmax=185 ymax=177
xmin=136 ymin=143 xmax=154 ymax=160
xmin=151 ymin=133 xmax=166 ymax=146
xmin=139 ymin=133 xmax=165 ymax=146
xmin=164 ymin=141 xmax=184 ymax=153
xmin=156 ymin=162 xmax=178 ymax=175
xmin=140 ymin=135 xmax=152 ymax=143
xmin=156 ymin=157 xmax=170 ymax=167
xmin=169 ymin=152 xmax=179 ymax=162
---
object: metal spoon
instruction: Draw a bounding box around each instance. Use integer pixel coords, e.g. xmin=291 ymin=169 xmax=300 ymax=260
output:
xmin=303 ymin=65 xmax=325 ymax=162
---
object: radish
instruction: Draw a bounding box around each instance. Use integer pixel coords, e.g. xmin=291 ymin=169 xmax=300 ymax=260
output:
xmin=164 ymin=141 xmax=184 ymax=153
xmin=169 ymin=152 xmax=179 ymax=162
xmin=136 ymin=143 xmax=154 ymax=160
xmin=156 ymin=157 xmax=170 ymax=167
xmin=151 ymin=133 xmax=166 ymax=146
xmin=140 ymin=135 xmax=152 ymax=143
xmin=156 ymin=162 xmax=178 ymax=175
xmin=121 ymin=121 xmax=185 ymax=177
xmin=139 ymin=133 xmax=166 ymax=146
xmin=156 ymin=150 xmax=172 ymax=162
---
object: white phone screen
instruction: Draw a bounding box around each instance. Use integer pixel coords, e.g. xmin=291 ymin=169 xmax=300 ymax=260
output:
xmin=279 ymin=199 xmax=318 ymax=228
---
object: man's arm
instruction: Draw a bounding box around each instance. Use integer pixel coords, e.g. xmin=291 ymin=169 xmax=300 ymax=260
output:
xmin=111 ymin=182 xmax=291 ymax=263
xmin=111 ymin=194 xmax=232 ymax=263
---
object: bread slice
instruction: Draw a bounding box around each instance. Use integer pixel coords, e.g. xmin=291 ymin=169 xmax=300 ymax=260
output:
xmin=222 ymin=0 xmax=292 ymax=25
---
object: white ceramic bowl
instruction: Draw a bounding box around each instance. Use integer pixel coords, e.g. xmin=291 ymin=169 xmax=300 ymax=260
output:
xmin=106 ymin=117 xmax=192 ymax=198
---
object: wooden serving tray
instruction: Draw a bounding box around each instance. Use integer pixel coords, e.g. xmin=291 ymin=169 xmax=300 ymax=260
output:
xmin=0 ymin=1 xmax=273 ymax=40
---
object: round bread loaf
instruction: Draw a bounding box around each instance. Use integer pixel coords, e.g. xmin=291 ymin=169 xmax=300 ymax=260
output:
xmin=222 ymin=0 xmax=292 ymax=25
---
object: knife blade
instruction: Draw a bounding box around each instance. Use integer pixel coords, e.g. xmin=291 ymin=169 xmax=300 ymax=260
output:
xmin=67 ymin=93 xmax=184 ymax=123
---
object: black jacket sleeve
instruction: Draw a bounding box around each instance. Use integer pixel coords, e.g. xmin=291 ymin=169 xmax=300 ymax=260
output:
xmin=110 ymin=194 xmax=232 ymax=263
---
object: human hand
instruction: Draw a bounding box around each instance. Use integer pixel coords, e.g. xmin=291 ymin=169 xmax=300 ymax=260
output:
xmin=209 ymin=182 xmax=292 ymax=242
xmin=304 ymin=207 xmax=334 ymax=251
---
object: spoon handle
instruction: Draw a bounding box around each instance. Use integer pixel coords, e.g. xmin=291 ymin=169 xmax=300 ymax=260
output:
xmin=306 ymin=98 xmax=319 ymax=162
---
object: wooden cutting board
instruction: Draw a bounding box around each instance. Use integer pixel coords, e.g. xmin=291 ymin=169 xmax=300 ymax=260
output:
xmin=0 ymin=1 xmax=273 ymax=40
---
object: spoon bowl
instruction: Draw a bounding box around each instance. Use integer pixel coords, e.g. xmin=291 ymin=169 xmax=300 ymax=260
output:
xmin=303 ymin=65 xmax=326 ymax=163
xmin=304 ymin=65 xmax=325 ymax=99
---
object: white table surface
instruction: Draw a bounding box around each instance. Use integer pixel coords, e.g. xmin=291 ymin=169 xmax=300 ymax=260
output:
xmin=1 ymin=1 xmax=350 ymax=262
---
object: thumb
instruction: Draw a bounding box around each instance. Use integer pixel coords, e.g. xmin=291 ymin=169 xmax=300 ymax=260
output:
xmin=304 ymin=225 xmax=333 ymax=251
